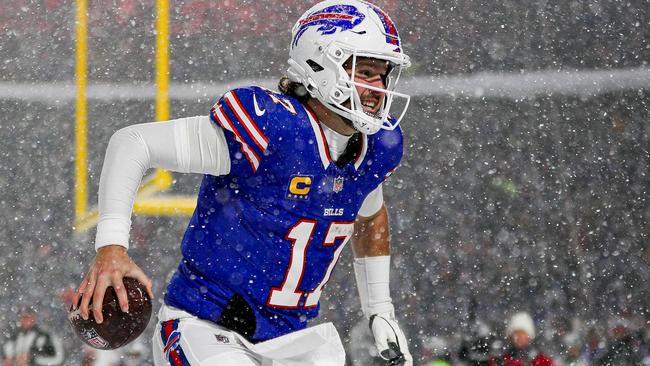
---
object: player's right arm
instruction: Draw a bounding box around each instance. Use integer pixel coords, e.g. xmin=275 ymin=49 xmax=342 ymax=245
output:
xmin=74 ymin=86 xmax=274 ymax=323
xmin=72 ymin=115 xmax=232 ymax=323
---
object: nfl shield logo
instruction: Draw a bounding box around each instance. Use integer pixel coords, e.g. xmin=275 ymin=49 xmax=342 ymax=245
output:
xmin=82 ymin=328 xmax=109 ymax=349
xmin=333 ymin=176 xmax=344 ymax=193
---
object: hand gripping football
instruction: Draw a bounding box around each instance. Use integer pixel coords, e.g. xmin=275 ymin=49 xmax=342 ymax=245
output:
xmin=69 ymin=277 xmax=152 ymax=350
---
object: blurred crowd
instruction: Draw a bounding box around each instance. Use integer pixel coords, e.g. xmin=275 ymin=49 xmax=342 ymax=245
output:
xmin=416 ymin=311 xmax=650 ymax=365
xmin=0 ymin=0 xmax=648 ymax=365
xmin=351 ymin=310 xmax=650 ymax=365
xmin=1 ymin=0 xmax=648 ymax=82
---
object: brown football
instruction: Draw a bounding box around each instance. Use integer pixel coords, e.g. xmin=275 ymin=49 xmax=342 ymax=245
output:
xmin=68 ymin=277 xmax=152 ymax=350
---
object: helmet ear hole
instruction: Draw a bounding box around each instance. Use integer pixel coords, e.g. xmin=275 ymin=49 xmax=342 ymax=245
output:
xmin=306 ymin=59 xmax=324 ymax=72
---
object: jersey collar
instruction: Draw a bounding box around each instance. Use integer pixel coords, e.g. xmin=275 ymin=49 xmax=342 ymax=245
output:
xmin=304 ymin=105 xmax=367 ymax=171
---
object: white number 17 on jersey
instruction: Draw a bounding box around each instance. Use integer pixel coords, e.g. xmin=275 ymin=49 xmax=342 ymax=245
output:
xmin=267 ymin=220 xmax=354 ymax=309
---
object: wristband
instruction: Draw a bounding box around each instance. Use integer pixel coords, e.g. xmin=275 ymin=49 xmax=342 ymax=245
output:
xmin=353 ymin=255 xmax=394 ymax=318
xmin=95 ymin=214 xmax=130 ymax=251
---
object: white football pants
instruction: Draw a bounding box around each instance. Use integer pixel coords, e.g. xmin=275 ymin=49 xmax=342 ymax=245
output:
xmin=152 ymin=304 xmax=346 ymax=366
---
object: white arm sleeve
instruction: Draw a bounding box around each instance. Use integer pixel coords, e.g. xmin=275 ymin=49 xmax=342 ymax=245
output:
xmin=95 ymin=115 xmax=230 ymax=250
xmin=357 ymin=185 xmax=384 ymax=217
xmin=354 ymin=185 xmax=392 ymax=318
xmin=354 ymin=255 xmax=394 ymax=318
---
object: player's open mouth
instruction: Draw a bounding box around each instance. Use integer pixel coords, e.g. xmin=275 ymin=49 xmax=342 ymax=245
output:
xmin=361 ymin=100 xmax=380 ymax=115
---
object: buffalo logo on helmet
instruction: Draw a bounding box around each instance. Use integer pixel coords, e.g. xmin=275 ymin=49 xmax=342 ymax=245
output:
xmin=292 ymin=4 xmax=365 ymax=48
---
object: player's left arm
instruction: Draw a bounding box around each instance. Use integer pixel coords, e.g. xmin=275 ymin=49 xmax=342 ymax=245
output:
xmin=353 ymin=186 xmax=412 ymax=366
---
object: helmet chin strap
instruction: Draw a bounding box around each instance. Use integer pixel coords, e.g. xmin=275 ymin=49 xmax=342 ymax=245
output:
xmin=351 ymin=115 xmax=382 ymax=135
xmin=327 ymin=97 xmax=382 ymax=135
xmin=339 ymin=95 xmax=381 ymax=127
xmin=343 ymin=92 xmax=384 ymax=135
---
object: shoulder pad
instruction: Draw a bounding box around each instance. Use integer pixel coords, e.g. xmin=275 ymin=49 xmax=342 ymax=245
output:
xmin=209 ymin=86 xmax=304 ymax=174
xmin=210 ymin=87 xmax=271 ymax=163
xmin=372 ymin=126 xmax=404 ymax=179
xmin=255 ymin=86 xmax=301 ymax=116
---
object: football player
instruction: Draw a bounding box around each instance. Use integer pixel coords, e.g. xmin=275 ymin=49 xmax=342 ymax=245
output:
xmin=72 ymin=1 xmax=413 ymax=365
xmin=3 ymin=309 xmax=64 ymax=366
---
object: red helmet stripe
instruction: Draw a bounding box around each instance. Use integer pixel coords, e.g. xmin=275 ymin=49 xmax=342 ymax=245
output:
xmin=379 ymin=11 xmax=397 ymax=37
xmin=300 ymin=13 xmax=353 ymax=25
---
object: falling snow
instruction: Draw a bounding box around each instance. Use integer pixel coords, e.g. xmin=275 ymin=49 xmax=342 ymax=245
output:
xmin=0 ymin=1 xmax=648 ymax=365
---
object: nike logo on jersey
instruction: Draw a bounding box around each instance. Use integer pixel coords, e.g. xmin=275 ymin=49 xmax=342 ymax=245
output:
xmin=253 ymin=94 xmax=266 ymax=116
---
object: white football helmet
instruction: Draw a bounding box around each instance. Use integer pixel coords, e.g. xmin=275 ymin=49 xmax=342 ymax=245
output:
xmin=287 ymin=0 xmax=411 ymax=134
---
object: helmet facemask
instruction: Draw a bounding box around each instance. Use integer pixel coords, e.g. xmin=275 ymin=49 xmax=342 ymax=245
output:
xmin=343 ymin=51 xmax=410 ymax=134
xmin=309 ymin=42 xmax=411 ymax=135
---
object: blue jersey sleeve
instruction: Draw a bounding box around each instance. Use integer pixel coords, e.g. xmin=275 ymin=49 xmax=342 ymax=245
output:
xmin=374 ymin=125 xmax=404 ymax=182
xmin=209 ymin=86 xmax=276 ymax=176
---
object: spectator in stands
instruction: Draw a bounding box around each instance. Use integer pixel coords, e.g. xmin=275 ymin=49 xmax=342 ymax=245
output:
xmin=561 ymin=333 xmax=588 ymax=366
xmin=580 ymin=327 xmax=607 ymax=365
xmin=422 ymin=336 xmax=454 ymax=366
xmin=641 ymin=326 xmax=650 ymax=366
xmin=80 ymin=345 xmax=120 ymax=366
xmin=117 ymin=340 xmax=148 ymax=366
xmin=594 ymin=318 xmax=642 ymax=365
xmin=2 ymin=308 xmax=64 ymax=366
xmin=458 ymin=320 xmax=498 ymax=365
xmin=489 ymin=312 xmax=554 ymax=366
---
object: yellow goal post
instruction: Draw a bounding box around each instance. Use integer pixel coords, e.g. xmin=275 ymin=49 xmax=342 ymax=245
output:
xmin=74 ymin=0 xmax=196 ymax=233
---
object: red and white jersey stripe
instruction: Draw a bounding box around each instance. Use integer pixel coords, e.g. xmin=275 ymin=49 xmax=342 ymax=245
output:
xmin=224 ymin=91 xmax=269 ymax=152
xmin=305 ymin=108 xmax=332 ymax=169
xmin=211 ymin=103 xmax=261 ymax=172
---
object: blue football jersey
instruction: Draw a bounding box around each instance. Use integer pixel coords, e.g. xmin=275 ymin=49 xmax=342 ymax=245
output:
xmin=164 ymin=86 xmax=403 ymax=342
